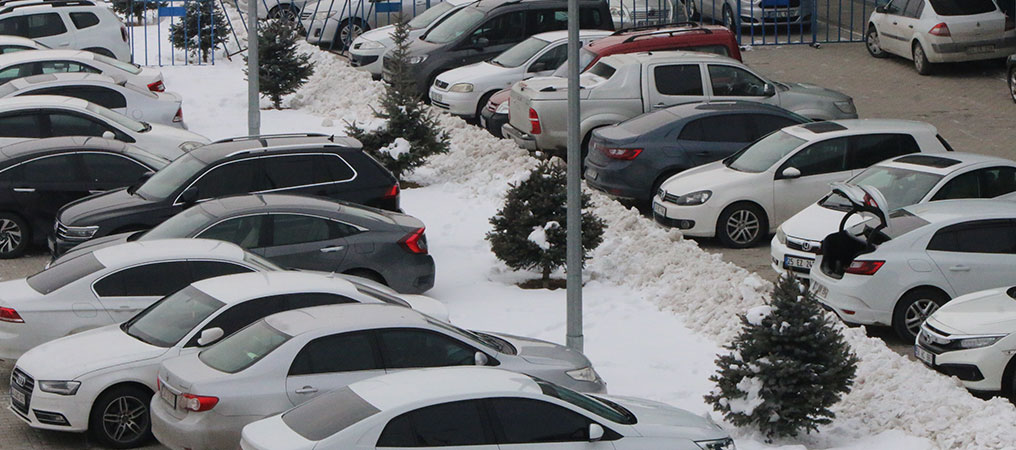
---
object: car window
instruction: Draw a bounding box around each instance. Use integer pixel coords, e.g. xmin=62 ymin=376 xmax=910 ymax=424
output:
xmin=289 ymin=331 xmax=379 ymax=376
xmin=752 ymin=114 xmax=806 ymax=139
xmin=191 ymin=159 xmax=267 ymax=201
xmin=93 ymin=261 xmax=194 ymax=297
xmin=653 ymin=64 xmax=702 ymax=96
xmin=884 ymin=0 xmax=903 ymax=14
xmin=929 ymin=0 xmax=995 ymax=15
xmin=80 ymin=153 xmax=148 ymax=184
xmin=29 ymin=86 xmax=128 ymax=109
xmin=408 ymin=0 xmax=454 ymax=29
xmin=490 ymin=397 xmax=592 ymax=443
xmin=269 ymin=214 xmax=356 ymax=246
xmin=197 ymin=215 xmax=267 ymax=248
xmin=70 ymin=12 xmax=101 ymax=29
xmin=529 ymin=43 xmax=568 ymax=73
xmin=262 ymin=154 xmax=351 ymax=190
xmin=471 ymin=11 xmax=526 ymax=47
xmin=26 ymin=251 xmax=105 ymax=294
xmin=121 ymin=285 xmax=225 ymax=347
xmin=679 ymin=114 xmax=753 ymax=142
xmin=46 ymin=112 xmax=115 ymax=138
xmin=525 ymin=9 xmax=567 ymax=34
xmin=931 ymin=171 xmax=979 ymax=200
xmin=199 ymin=320 xmax=290 ymax=373
xmin=0 ymin=113 xmax=41 ymax=137
xmin=981 ymin=166 xmax=1016 ymax=198
xmin=726 ymin=130 xmax=806 ymax=173
xmin=134 ymin=153 xmax=206 ymax=200
xmin=188 ymin=260 xmax=253 ymax=281
xmin=38 ymin=60 xmax=100 ymax=75
xmin=927 ymin=220 xmax=1016 ymax=254
xmin=0 ymin=17 xmax=23 ymax=36
xmin=708 ymin=65 xmax=768 ymax=97
xmin=377 ymin=400 xmax=493 ymax=447
xmin=185 ymin=294 xmax=289 ymax=347
xmin=20 ymin=154 xmax=82 ymax=183
xmin=850 ymin=134 xmax=920 ymax=170
xmin=24 ymin=13 xmax=67 ymax=38
xmin=284 ymin=387 xmax=380 ymax=441
xmin=0 ymin=45 xmax=33 ymax=54
xmin=376 ymin=328 xmax=476 ymax=369
xmin=579 ymin=7 xmax=604 ymax=28
xmin=903 ymin=0 xmax=924 ymax=17
xmin=780 ymin=137 xmax=850 ymax=177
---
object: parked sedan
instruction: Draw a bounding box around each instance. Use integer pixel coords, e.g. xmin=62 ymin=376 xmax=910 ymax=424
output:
xmin=0 ymin=35 xmax=48 ymax=54
xmin=586 ymin=101 xmax=810 ymax=202
xmin=240 ymin=367 xmax=733 ymax=450
xmin=0 ymin=96 xmax=208 ymax=160
xmin=0 ymin=49 xmax=165 ymax=91
xmin=153 ymin=303 xmax=606 ymax=449
xmin=653 ymin=119 xmax=949 ymax=248
xmin=62 ymin=193 xmax=436 ymax=293
xmin=0 ymin=73 xmax=186 ymax=127
xmin=773 ymin=152 xmax=1016 ymax=278
xmin=9 ymin=271 xmax=447 ymax=448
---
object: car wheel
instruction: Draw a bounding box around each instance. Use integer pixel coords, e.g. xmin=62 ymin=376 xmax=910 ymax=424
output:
xmin=89 ymin=386 xmax=153 ymax=449
xmin=717 ymin=203 xmax=768 ymax=248
xmin=912 ymin=42 xmax=932 ymax=75
xmin=0 ymin=213 xmax=28 ymax=259
xmin=268 ymin=4 xmax=300 ymax=21
xmin=682 ymin=0 xmax=700 ymax=20
xmin=335 ymin=18 xmax=369 ymax=50
xmin=1009 ymin=66 xmax=1016 ymax=104
xmin=865 ymin=26 xmax=887 ymax=58
xmin=892 ymin=288 xmax=949 ymax=341
xmin=722 ymin=4 xmax=736 ymax=30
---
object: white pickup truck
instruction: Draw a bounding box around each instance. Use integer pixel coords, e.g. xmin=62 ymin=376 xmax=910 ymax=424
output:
xmin=502 ymin=50 xmax=858 ymax=155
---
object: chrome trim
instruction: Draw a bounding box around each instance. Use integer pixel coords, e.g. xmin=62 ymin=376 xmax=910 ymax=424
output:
xmin=194 ymin=212 xmax=369 ymax=239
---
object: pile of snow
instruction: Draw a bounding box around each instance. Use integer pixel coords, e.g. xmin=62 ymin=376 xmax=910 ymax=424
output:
xmin=380 ymin=137 xmax=412 ymax=159
xmin=527 ymin=221 xmax=560 ymax=250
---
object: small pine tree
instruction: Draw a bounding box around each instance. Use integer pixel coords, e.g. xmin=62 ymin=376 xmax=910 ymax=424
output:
xmin=346 ymin=16 xmax=448 ymax=179
xmin=705 ymin=276 xmax=859 ymax=441
xmin=486 ymin=160 xmax=605 ymax=287
xmin=112 ymin=0 xmax=165 ymax=25
xmin=243 ymin=19 xmax=314 ymax=109
xmin=169 ymin=0 xmax=229 ymax=62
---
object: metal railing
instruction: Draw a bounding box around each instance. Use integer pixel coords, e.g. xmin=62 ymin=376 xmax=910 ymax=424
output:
xmin=121 ymin=0 xmax=243 ymax=65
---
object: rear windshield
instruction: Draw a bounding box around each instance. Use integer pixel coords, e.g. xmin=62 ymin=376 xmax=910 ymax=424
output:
xmin=94 ymin=54 xmax=143 ymax=75
xmin=618 ymin=109 xmax=673 ymax=134
xmin=283 ymin=387 xmax=380 ymax=441
xmin=551 ymin=48 xmax=598 ymax=76
xmin=142 ymin=205 xmax=215 ymax=240
xmin=199 ymin=320 xmax=290 ymax=373
xmin=26 ymin=252 xmax=105 ymax=294
xmin=929 ymin=0 xmax=996 ymax=16
xmin=534 ymin=378 xmax=636 ymax=424
xmin=858 ymin=208 xmax=930 ymax=240
xmin=820 ymin=166 xmax=944 ymax=212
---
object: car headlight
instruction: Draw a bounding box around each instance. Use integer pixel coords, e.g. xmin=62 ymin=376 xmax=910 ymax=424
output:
xmin=776 ymin=227 xmax=786 ymax=245
xmin=495 ymin=101 xmax=509 ymax=114
xmin=675 ymin=190 xmax=712 ymax=206
xmin=38 ymin=380 xmax=81 ymax=396
xmin=408 ymin=55 xmax=428 ymax=65
xmin=356 ymin=39 xmax=384 ymax=50
xmin=566 ymin=366 xmax=600 ymax=382
xmin=61 ymin=225 xmax=98 ymax=239
xmin=834 ymin=100 xmax=856 ymax=114
xmin=449 ymin=83 xmax=474 ymax=93
xmin=957 ymin=335 xmax=1006 ymax=349
xmin=179 ymin=141 xmax=204 ymax=151
xmin=696 ymin=438 xmax=736 ymax=450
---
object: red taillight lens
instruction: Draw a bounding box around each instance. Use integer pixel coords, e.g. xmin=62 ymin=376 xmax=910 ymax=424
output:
xmin=929 ymin=22 xmax=951 ymax=36
xmin=0 ymin=307 xmax=23 ymax=323
xmin=147 ymin=80 xmax=165 ymax=92
xmin=399 ymin=227 xmax=428 ymax=254
xmin=121 ymin=25 xmax=128 ymax=42
xmin=528 ymin=108 xmax=541 ymax=135
xmin=173 ymin=107 xmax=183 ymax=123
xmin=601 ymin=147 xmax=642 ymax=160
xmin=181 ymin=394 xmax=218 ymax=412
xmin=845 ymin=260 xmax=885 ymax=276
xmin=382 ymin=184 xmax=399 ymax=200
xmin=156 ymin=377 xmax=161 ymax=392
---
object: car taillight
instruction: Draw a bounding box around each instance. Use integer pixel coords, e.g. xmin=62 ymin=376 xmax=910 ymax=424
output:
xmin=0 ymin=307 xmax=23 ymax=323
xmin=121 ymin=25 xmax=128 ymax=42
xmin=929 ymin=22 xmax=951 ymax=36
xmin=156 ymin=378 xmax=161 ymax=392
xmin=399 ymin=227 xmax=428 ymax=254
xmin=147 ymin=80 xmax=165 ymax=92
xmin=173 ymin=107 xmax=183 ymax=123
xmin=528 ymin=108 xmax=541 ymax=135
xmin=181 ymin=394 xmax=218 ymax=412
xmin=845 ymin=260 xmax=884 ymax=276
xmin=382 ymin=184 xmax=399 ymax=199
xmin=601 ymin=147 xmax=642 ymax=160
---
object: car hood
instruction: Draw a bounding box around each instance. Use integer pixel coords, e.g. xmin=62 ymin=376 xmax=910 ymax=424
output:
xmin=488 ymin=332 xmax=591 ymax=368
xmin=0 ymin=279 xmax=38 ymax=304
xmin=659 ymin=161 xmax=758 ymax=197
xmin=604 ymin=395 xmax=728 ymax=441
xmin=514 ymin=77 xmax=593 ymax=101
xmin=397 ymin=295 xmax=450 ymax=322
xmin=142 ymin=123 xmax=209 ymax=155
xmin=781 ymin=81 xmax=851 ymax=102
xmin=437 ymin=62 xmax=510 ymax=86
xmin=57 ymin=188 xmax=155 ymax=227
xmin=406 ymin=37 xmax=448 ymax=58
xmin=15 ymin=324 xmax=167 ymax=380
xmin=780 ymin=202 xmax=862 ymax=241
xmin=926 ymin=287 xmax=1016 ymax=335
xmin=357 ymin=25 xmax=397 ymax=45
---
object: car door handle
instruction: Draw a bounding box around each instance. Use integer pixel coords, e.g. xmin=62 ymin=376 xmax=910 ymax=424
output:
xmin=320 ymin=245 xmax=345 ymax=253
xmin=12 ymin=187 xmax=35 ymax=193
xmin=908 ymin=25 xmax=913 ymax=28
xmin=948 ymin=265 xmax=971 ymax=272
xmin=295 ymin=386 xmax=318 ymax=394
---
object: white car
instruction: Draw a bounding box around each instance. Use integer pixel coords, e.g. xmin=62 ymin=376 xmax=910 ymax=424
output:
xmin=9 ymin=270 xmax=448 ymax=448
xmin=865 ymin=0 xmax=1016 ymax=75
xmin=239 ymin=366 xmax=734 ymax=450
xmin=917 ymin=286 xmax=1016 ymax=396
xmin=772 ymin=152 xmax=1016 ymax=278
xmin=0 ymin=1 xmax=131 ymax=61
xmin=430 ymin=29 xmax=611 ymax=119
xmin=0 ymin=96 xmax=207 ymax=159
xmin=349 ymin=0 xmax=473 ymax=78
xmin=810 ymin=198 xmax=1016 ymax=341
xmin=0 ymin=34 xmax=48 ymax=54
xmin=301 ymin=0 xmax=434 ymax=49
xmin=0 ymin=72 xmax=185 ymax=127
xmin=152 ymin=303 xmax=606 ymax=449
xmin=0 ymin=49 xmax=165 ymax=91
xmin=653 ymin=119 xmax=949 ymax=248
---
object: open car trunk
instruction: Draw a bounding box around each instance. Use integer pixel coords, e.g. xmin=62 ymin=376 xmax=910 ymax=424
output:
xmin=819 ymin=183 xmax=891 ymax=279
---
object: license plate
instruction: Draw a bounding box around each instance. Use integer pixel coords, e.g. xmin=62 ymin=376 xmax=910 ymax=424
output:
xmin=765 ymin=10 xmax=790 ymax=18
xmin=159 ymin=387 xmax=177 ymax=409
xmin=915 ymin=346 xmax=934 ymax=366
xmin=585 ymin=168 xmax=598 ymax=180
xmin=784 ymin=255 xmax=814 ymax=270
xmin=431 ymin=92 xmax=442 ymax=102
xmin=968 ymin=45 xmax=995 ymax=53
xmin=10 ymin=389 xmax=25 ymax=406
xmin=652 ymin=202 xmax=666 ymax=216
xmin=810 ymin=281 xmax=828 ymax=299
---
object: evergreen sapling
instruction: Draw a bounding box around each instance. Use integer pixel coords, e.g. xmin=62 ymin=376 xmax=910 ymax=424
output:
xmin=244 ymin=19 xmax=315 ymax=109
xmin=169 ymin=0 xmax=229 ymax=62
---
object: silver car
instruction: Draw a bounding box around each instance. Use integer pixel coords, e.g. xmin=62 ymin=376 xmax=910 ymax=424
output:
xmin=681 ymin=0 xmax=814 ymax=29
xmin=152 ymin=303 xmax=606 ymax=449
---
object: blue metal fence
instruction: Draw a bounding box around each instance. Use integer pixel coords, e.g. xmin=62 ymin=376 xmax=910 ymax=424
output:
xmin=122 ymin=0 xmax=242 ymax=66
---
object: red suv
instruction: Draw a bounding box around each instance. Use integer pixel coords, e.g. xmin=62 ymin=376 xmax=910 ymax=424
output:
xmin=479 ymin=23 xmax=742 ymax=137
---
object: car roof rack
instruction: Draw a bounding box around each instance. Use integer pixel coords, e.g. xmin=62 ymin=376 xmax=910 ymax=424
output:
xmin=621 ymin=27 xmax=714 ymax=43
xmin=0 ymin=0 xmax=94 ymax=13
xmin=211 ymin=133 xmax=331 ymax=144
xmin=612 ymin=21 xmax=704 ymax=36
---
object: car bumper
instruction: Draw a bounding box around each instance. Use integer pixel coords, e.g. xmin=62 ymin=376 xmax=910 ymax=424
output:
xmin=8 ymin=386 xmax=91 ymax=432
xmin=502 ymin=123 xmax=538 ymax=151
xmin=349 ymin=49 xmax=384 ymax=77
xmin=302 ymin=17 xmax=338 ymax=45
xmin=769 ymin=236 xmax=819 ymax=279
xmin=429 ymin=88 xmax=480 ymax=117
xmin=479 ymin=109 xmax=507 ymax=138
xmin=808 ymin=270 xmax=888 ymax=326
xmin=387 ymin=255 xmax=436 ymax=294
xmin=926 ymin=37 xmax=1016 ymax=63
xmin=151 ymin=398 xmax=258 ymax=450
xmin=650 ymin=195 xmax=720 ymax=237
xmin=584 ymin=161 xmax=650 ymax=201
xmin=914 ymin=342 xmax=1009 ymax=392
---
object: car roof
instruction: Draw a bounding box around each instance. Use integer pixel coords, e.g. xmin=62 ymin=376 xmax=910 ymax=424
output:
xmin=190 ymin=133 xmax=362 ymax=163
xmin=877 ymin=152 xmax=1015 ymax=176
xmin=6 ymin=72 xmax=123 ymax=89
xmin=0 ymin=94 xmax=89 ymax=111
xmin=903 ymin=199 xmax=1016 ymax=224
xmin=0 ymin=49 xmax=96 ymax=65
xmin=601 ymin=49 xmax=739 ymax=65
xmin=195 ymin=193 xmax=399 ymax=225
xmin=533 ymin=29 xmax=612 ymax=42
xmin=0 ymin=0 xmax=97 ymax=14
xmin=350 ymin=367 xmax=543 ymax=411
xmin=661 ymin=100 xmax=797 ymax=117
xmin=191 ymin=271 xmax=360 ymax=305
xmin=90 ymin=238 xmax=247 ymax=268
xmin=265 ymin=303 xmax=428 ymax=336
xmin=781 ymin=119 xmax=938 ymax=141
xmin=588 ymin=23 xmax=732 ymax=52
xmin=0 ymin=136 xmax=128 ymax=160
xmin=0 ymin=35 xmax=43 ymax=47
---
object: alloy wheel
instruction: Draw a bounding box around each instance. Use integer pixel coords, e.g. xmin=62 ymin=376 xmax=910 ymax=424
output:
xmin=903 ymin=298 xmax=940 ymax=337
xmin=270 ymin=7 xmax=299 ymax=21
xmin=722 ymin=6 xmax=735 ymax=30
xmin=101 ymin=395 xmax=148 ymax=445
xmin=0 ymin=218 xmax=22 ymax=255
xmin=339 ymin=22 xmax=366 ymax=48
xmin=866 ymin=29 xmax=882 ymax=56
xmin=724 ymin=209 xmax=760 ymax=245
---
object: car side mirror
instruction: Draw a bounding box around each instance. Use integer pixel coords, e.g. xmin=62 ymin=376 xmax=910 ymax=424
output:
xmin=764 ymin=83 xmax=775 ymax=97
xmin=178 ymin=186 xmax=199 ymax=205
xmin=474 ymin=351 xmax=489 ymax=366
xmin=588 ymin=423 xmax=604 ymax=442
xmin=875 ymin=5 xmax=886 ymax=13
xmin=528 ymin=62 xmax=547 ymax=73
xmin=781 ymin=167 xmax=801 ymax=179
xmin=472 ymin=37 xmax=489 ymax=50
xmin=102 ymin=130 xmax=116 ymax=140
xmin=127 ymin=171 xmax=154 ymax=195
xmin=197 ymin=327 xmax=224 ymax=346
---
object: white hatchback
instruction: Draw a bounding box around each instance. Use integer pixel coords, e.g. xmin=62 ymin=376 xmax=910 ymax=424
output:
xmin=0 ymin=0 xmax=131 ymax=61
xmin=772 ymin=152 xmax=1016 ymax=278
xmin=866 ymin=0 xmax=1016 ymax=74
xmin=653 ymin=119 xmax=949 ymax=248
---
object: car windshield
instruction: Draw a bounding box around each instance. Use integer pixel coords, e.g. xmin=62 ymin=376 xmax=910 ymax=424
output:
xmin=551 ymin=48 xmax=597 ymax=77
xmin=820 ymin=166 xmax=944 ymax=212
xmin=199 ymin=320 xmax=290 ymax=373
xmin=725 ymin=131 xmax=806 ymax=173
xmin=94 ymin=54 xmax=143 ymax=75
xmin=929 ymin=0 xmax=996 ymax=15
xmin=134 ymin=153 xmax=207 ymax=200
xmin=423 ymin=7 xmax=484 ymax=44
xmin=121 ymin=285 xmax=225 ymax=348
xmin=491 ymin=37 xmax=551 ymax=68
xmin=141 ymin=205 xmax=215 ymax=240
xmin=86 ymin=102 xmax=147 ymax=132
xmin=534 ymin=378 xmax=636 ymax=424
xmin=408 ymin=1 xmax=455 ymax=29
xmin=26 ymin=252 xmax=105 ymax=294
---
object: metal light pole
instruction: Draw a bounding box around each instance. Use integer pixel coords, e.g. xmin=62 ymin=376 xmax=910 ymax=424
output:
xmin=247 ymin=0 xmax=260 ymax=136
xmin=565 ymin=0 xmax=582 ymax=352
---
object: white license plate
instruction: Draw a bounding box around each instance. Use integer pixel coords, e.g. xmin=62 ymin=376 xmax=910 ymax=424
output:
xmin=431 ymin=92 xmax=442 ymax=102
xmin=653 ymin=202 xmax=666 ymax=216
xmin=915 ymin=346 xmax=934 ymax=366
xmin=765 ymin=10 xmax=790 ymax=18
xmin=968 ymin=45 xmax=995 ymax=53
xmin=810 ymin=281 xmax=828 ymax=299
xmin=10 ymin=389 xmax=25 ymax=406
xmin=585 ymin=168 xmax=598 ymax=180
xmin=159 ymin=387 xmax=177 ymax=408
xmin=784 ymin=255 xmax=814 ymax=270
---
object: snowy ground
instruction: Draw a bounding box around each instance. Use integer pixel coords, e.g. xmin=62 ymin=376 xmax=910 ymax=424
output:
xmin=139 ymin=13 xmax=1016 ymax=448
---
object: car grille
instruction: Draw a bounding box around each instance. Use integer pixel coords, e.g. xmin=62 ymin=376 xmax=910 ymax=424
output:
xmin=434 ymin=79 xmax=449 ymax=89
xmin=432 ymin=100 xmax=450 ymax=110
xmin=658 ymin=189 xmax=680 ymax=204
xmin=917 ymin=324 xmax=957 ymax=354
xmin=10 ymin=367 xmax=34 ymax=416
xmin=55 ymin=221 xmax=70 ymax=240
xmin=786 ymin=236 xmax=821 ymax=254
xmin=351 ymin=54 xmax=378 ymax=67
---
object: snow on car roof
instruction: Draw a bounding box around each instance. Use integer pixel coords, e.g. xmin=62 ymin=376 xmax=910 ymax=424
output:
xmin=192 ymin=270 xmax=361 ymax=305
xmin=264 ymin=303 xmax=428 ymax=336
xmin=91 ymin=238 xmax=247 ymax=267
xmin=9 ymin=72 xmax=119 ymax=88
xmin=349 ymin=367 xmax=543 ymax=411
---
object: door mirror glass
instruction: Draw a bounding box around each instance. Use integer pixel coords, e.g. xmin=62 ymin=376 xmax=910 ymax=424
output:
xmin=197 ymin=327 xmax=224 ymax=346
xmin=781 ymin=167 xmax=802 ymax=179
xmin=589 ymin=423 xmax=604 ymax=441
xmin=178 ymin=186 xmax=199 ymax=204
xmin=473 ymin=37 xmax=489 ymax=50
xmin=474 ymin=351 xmax=489 ymax=366
xmin=764 ymin=83 xmax=775 ymax=97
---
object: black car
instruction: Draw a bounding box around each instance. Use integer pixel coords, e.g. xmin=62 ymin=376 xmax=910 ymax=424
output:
xmin=386 ymin=0 xmax=614 ymax=97
xmin=0 ymin=136 xmax=169 ymax=258
xmin=584 ymin=101 xmax=811 ymax=203
xmin=51 ymin=133 xmax=400 ymax=256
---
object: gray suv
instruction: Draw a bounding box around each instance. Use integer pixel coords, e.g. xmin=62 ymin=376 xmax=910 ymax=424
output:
xmin=384 ymin=0 xmax=614 ymax=97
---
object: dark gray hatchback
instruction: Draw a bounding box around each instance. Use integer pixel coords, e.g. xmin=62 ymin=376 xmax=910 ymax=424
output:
xmin=584 ymin=101 xmax=811 ymax=202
